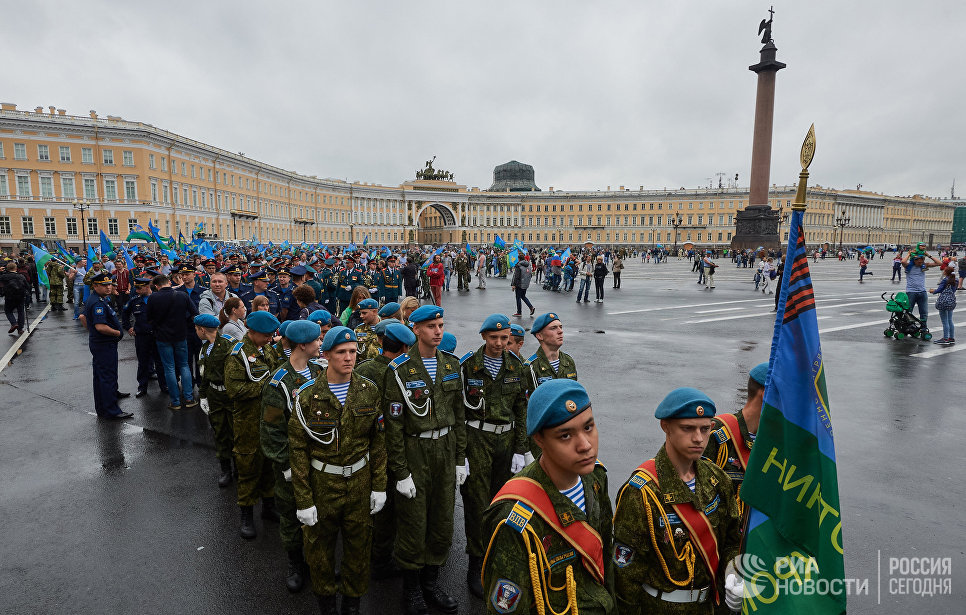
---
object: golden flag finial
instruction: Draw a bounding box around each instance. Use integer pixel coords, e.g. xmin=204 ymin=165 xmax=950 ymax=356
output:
xmin=800 ymin=123 xmax=816 ymax=171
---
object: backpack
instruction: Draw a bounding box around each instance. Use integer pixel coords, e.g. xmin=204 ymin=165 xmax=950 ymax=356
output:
xmin=1 ymin=273 xmax=28 ymax=300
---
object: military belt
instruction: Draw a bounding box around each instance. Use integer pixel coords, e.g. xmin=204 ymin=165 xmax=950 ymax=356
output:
xmin=409 ymin=426 xmax=450 ymax=440
xmin=466 ymin=420 xmax=514 ymax=435
xmin=209 ymin=383 xmax=226 ymax=391
xmin=642 ymin=583 xmax=710 ymax=603
xmin=310 ymin=452 xmax=369 ymax=478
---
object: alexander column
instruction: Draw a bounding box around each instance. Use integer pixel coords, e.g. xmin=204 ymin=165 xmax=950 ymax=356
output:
xmin=731 ymin=7 xmax=786 ymax=251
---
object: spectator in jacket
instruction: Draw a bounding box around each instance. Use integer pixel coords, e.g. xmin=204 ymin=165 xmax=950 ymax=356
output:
xmin=510 ymin=258 xmax=535 ymax=317
xmin=427 ymin=255 xmax=445 ymax=306
xmin=576 ymin=255 xmax=594 ymax=303
xmin=146 ymin=274 xmax=199 ymax=410
xmin=0 ymin=261 xmax=29 ymax=334
xmin=198 ymin=272 xmax=237 ymax=316
xmin=612 ymin=255 xmax=624 ymax=288
xmin=593 ymin=256 xmax=609 ymax=303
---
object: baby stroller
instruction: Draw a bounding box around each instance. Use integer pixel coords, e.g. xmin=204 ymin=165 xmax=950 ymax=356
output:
xmin=882 ymin=292 xmax=932 ymax=340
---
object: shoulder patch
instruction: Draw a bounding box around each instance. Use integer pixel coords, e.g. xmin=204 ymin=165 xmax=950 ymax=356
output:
xmin=713 ymin=428 xmax=730 ymax=444
xmin=490 ymin=579 xmax=522 ymax=614
xmin=442 ymin=372 xmax=459 ymax=382
xmin=595 ymin=459 xmax=607 ymax=472
xmin=269 ymin=367 xmax=288 ymax=387
xmin=389 ymin=353 xmax=410 ymax=370
xmin=294 ymin=378 xmax=316 ymax=397
xmin=524 ymin=352 xmax=538 ymax=366
xmin=230 ymin=341 xmax=244 ymax=355
xmin=220 ymin=334 xmax=234 ymax=342
xmin=460 ymin=351 xmax=474 ymax=365
xmin=628 ymin=472 xmax=650 ymax=490
xmin=504 ymin=501 xmax=534 ymax=533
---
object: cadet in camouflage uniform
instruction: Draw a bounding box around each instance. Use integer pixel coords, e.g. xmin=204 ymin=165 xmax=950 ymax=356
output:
xmin=613 ymin=388 xmax=742 ymax=615
xmin=290 ymin=326 xmax=386 ymax=615
xmin=524 ymin=313 xmax=578 ymax=396
xmin=454 ymin=252 xmax=470 ymax=291
xmin=354 ymin=320 xmax=415 ymax=579
xmin=194 ymin=314 xmax=236 ymax=488
xmin=261 ymin=320 xmax=325 ymax=593
xmin=459 ymin=313 xmax=530 ymax=598
xmin=353 ymin=298 xmax=382 ymax=362
xmin=482 ymin=379 xmax=615 ymax=615
xmin=45 ymin=259 xmax=67 ymax=310
xmin=224 ymin=310 xmax=281 ymax=539
xmin=384 ymin=305 xmax=466 ymax=615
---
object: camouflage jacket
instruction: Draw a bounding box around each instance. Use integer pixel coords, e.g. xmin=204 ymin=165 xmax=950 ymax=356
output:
xmin=261 ymin=358 xmax=324 ymax=467
xmin=224 ymin=336 xmax=279 ymax=402
xmin=461 ymin=346 xmax=528 ymax=453
xmin=524 ymin=347 xmax=578 ymax=395
xmin=197 ymin=333 xmax=234 ymax=396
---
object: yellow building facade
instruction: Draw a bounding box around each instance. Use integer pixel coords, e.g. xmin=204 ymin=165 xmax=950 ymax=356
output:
xmin=0 ymin=103 xmax=954 ymax=253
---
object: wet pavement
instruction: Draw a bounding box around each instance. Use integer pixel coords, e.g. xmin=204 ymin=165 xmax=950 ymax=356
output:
xmin=1 ymin=256 xmax=963 ymax=614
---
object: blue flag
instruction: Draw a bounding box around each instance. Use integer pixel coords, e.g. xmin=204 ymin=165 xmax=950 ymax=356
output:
xmin=199 ymin=241 xmax=215 ymax=259
xmin=493 ymin=235 xmax=506 ymax=249
xmin=507 ymin=249 xmax=519 ymax=269
xmin=99 ymin=230 xmax=114 ymax=255
xmin=465 ymin=243 xmax=475 ymax=257
xmin=88 ymin=244 xmax=98 ymax=263
xmin=363 ymin=235 xmax=369 ymax=248
xmin=121 ymin=245 xmax=136 ymax=270
xmin=55 ymin=242 xmax=76 ymax=264
xmin=513 ymin=238 xmax=526 ymax=253
xmin=561 ymin=248 xmax=571 ymax=261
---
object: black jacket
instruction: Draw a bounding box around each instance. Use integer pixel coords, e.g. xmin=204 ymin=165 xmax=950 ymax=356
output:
xmin=0 ymin=271 xmax=29 ymax=300
xmin=146 ymin=286 xmax=198 ymax=343
xmin=593 ymin=263 xmax=609 ymax=279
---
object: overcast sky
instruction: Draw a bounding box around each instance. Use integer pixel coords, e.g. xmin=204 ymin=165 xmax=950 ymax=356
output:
xmin=7 ymin=1 xmax=964 ymax=199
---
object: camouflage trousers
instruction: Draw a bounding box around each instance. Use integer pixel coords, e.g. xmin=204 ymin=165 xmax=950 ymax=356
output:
xmin=232 ymin=399 xmax=274 ymax=506
xmin=49 ymin=282 xmax=64 ymax=304
xmin=207 ymin=388 xmax=234 ymax=462
xmin=274 ymin=462 xmax=303 ymax=552
xmin=371 ymin=484 xmax=396 ymax=566
xmin=304 ymin=467 xmax=372 ymax=597
xmin=460 ymin=426 xmax=514 ymax=557
xmin=394 ymin=432 xmax=456 ymax=569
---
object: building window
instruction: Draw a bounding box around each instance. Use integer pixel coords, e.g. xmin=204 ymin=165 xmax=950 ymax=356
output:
xmin=122 ymin=150 xmax=134 ymax=166
xmin=0 ymin=216 xmax=10 ymax=235
xmin=108 ymin=218 xmax=119 ymax=236
xmin=44 ymin=217 xmax=56 ymax=235
xmin=40 ymin=176 xmax=54 ymax=198
xmin=82 ymin=147 xmax=93 ymax=164
xmin=66 ymin=217 xmax=77 ymax=236
xmin=151 ymin=182 xmax=158 ymax=202
xmin=104 ymin=179 xmax=117 ymax=201
xmin=173 ymin=186 xmax=179 ymax=204
xmin=88 ymin=218 xmax=98 ymax=235
xmin=125 ymin=180 xmax=136 ymax=201
xmin=22 ymin=216 xmax=34 ymax=235
xmin=14 ymin=143 xmax=27 ymax=160
xmin=37 ymin=145 xmax=50 ymax=161
xmin=160 ymin=157 xmax=167 ymax=171
xmin=102 ymin=149 xmax=114 ymax=165
xmin=0 ymin=175 xmax=7 ymax=196
xmin=59 ymin=146 xmax=71 ymax=162
xmin=16 ymin=175 xmax=30 ymax=196
xmin=149 ymin=154 xmax=156 ymax=169
xmin=0 ymin=143 xmax=4 ymax=158
xmin=181 ymin=162 xmax=186 ymax=176
xmin=84 ymin=178 xmax=97 ymax=199
xmin=128 ymin=218 xmax=138 ymax=231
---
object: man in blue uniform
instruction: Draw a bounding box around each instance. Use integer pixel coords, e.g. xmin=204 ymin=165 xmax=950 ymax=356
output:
xmin=382 ymin=256 xmax=402 ymax=304
xmin=273 ymin=266 xmax=296 ymax=319
xmin=80 ymin=272 xmax=133 ymax=420
xmin=240 ymin=269 xmax=280 ymax=316
xmin=122 ymin=276 xmax=167 ymax=398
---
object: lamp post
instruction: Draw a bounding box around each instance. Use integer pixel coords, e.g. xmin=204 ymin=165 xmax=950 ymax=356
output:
xmin=72 ymin=199 xmax=91 ymax=254
xmin=776 ymin=205 xmax=789 ymax=242
xmin=672 ymin=214 xmax=683 ymax=254
xmin=835 ymin=209 xmax=851 ymax=253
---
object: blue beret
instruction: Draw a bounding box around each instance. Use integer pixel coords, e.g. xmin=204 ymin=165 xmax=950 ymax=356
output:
xmin=308 ymin=309 xmax=332 ymax=324
xmin=278 ymin=320 xmax=293 ymax=338
xmin=246 ymin=310 xmax=280 ymax=334
xmin=373 ymin=318 xmax=400 ymax=336
xmin=379 ymin=302 xmax=401 ymax=317
xmin=527 ymin=379 xmax=592 ymax=436
xmin=531 ymin=312 xmax=561 ymax=336
xmin=654 ymin=387 xmax=717 ymax=420
xmin=385 ymin=323 xmax=417 ymax=347
xmin=439 ymin=332 xmax=458 ymax=353
xmin=322 ymin=326 xmax=357 ymax=351
xmin=510 ymin=324 xmax=525 ymax=338
xmin=479 ymin=313 xmax=511 ymax=333
xmin=193 ymin=313 xmax=220 ymax=328
xmin=749 ymin=363 xmax=769 ymax=386
xmin=286 ymin=320 xmax=321 ymax=344
xmin=358 ymin=298 xmax=378 ymax=310
xmin=289 ymin=265 xmax=308 ymax=276
xmin=409 ymin=305 xmax=443 ymax=325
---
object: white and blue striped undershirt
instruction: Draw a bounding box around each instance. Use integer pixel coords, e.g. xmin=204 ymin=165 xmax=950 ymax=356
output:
xmin=423 ymin=357 xmax=437 ymax=382
xmin=560 ymin=480 xmax=586 ymax=513
xmin=550 ymin=359 xmax=560 ymax=373
xmin=283 ymin=347 xmax=292 ymax=357
xmin=296 ymin=366 xmax=313 ymax=380
xmin=685 ymin=477 xmax=696 ymax=493
xmin=483 ymin=354 xmax=503 ymax=380
xmin=328 ymin=381 xmax=350 ymax=405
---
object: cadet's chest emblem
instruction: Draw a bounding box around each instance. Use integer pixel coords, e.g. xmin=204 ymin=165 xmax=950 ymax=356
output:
xmin=94 ymin=306 xmax=104 ymax=315
xmin=405 ymin=380 xmax=426 ymax=389
xmin=664 ymin=493 xmax=674 ymax=503
xmin=409 ymin=368 xmax=417 ymax=375
xmin=389 ymin=402 xmax=402 ymax=418
xmin=704 ymin=495 xmax=720 ymax=515
xmin=542 ymin=534 xmax=552 ymax=552
xmin=613 ymin=543 xmax=635 ymax=568
xmin=560 ymin=511 xmax=574 ymax=525
xmin=491 ymin=579 xmax=521 ymax=614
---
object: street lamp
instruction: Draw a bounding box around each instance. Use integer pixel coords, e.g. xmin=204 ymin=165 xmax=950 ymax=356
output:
xmin=72 ymin=199 xmax=91 ymax=255
xmin=672 ymin=214 xmax=683 ymax=254
xmin=835 ymin=209 xmax=851 ymax=253
xmin=776 ymin=206 xmax=789 ymax=241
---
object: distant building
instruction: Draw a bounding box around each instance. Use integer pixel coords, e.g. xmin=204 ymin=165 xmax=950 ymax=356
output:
xmin=952 ymin=206 xmax=966 ymax=244
xmin=489 ymin=161 xmax=540 ymax=192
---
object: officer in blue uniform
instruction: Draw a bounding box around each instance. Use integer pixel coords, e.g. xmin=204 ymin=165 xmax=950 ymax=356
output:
xmin=223 ymin=264 xmax=250 ymax=296
xmin=382 ymin=256 xmax=402 ymax=304
xmin=81 ymin=272 xmax=133 ymax=420
xmin=287 ymin=265 xmax=310 ymax=320
xmin=240 ymin=269 xmax=280 ymax=316
xmin=273 ymin=266 xmax=296 ymax=319
xmin=122 ymin=275 xmax=167 ymax=398
xmin=319 ymin=258 xmax=338 ymax=314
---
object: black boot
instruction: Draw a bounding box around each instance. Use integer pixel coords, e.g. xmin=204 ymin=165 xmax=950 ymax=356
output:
xmin=286 ymin=548 xmax=306 ymax=593
xmin=403 ymin=569 xmax=429 ymax=615
xmin=261 ymin=497 xmax=280 ymax=523
xmin=466 ymin=555 xmax=484 ymax=599
xmin=239 ymin=505 xmax=257 ymax=539
xmin=340 ymin=596 xmax=361 ymax=615
xmin=218 ymin=459 xmax=233 ymax=488
xmin=316 ymin=594 xmax=338 ymax=615
xmin=421 ymin=565 xmax=458 ymax=613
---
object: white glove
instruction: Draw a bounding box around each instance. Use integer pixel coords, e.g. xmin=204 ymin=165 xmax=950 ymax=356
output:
xmin=296 ymin=506 xmax=318 ymax=527
xmin=511 ymin=453 xmax=526 ymax=473
xmin=456 ymin=463 xmax=468 ymax=486
xmin=370 ymin=491 xmax=387 ymax=515
xmin=396 ymin=474 xmax=417 ymax=499
xmin=282 ymin=468 xmax=292 ymax=482
xmin=199 ymin=398 xmax=210 ymax=415
xmin=724 ymin=573 xmax=744 ymax=612
xmin=523 ymin=451 xmax=535 ymax=465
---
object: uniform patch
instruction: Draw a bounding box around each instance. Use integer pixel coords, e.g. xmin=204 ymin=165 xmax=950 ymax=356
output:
xmin=491 ymin=579 xmax=521 ymax=614
xmin=467 ymin=378 xmax=484 ymax=387
xmin=94 ymin=306 xmax=104 ymax=314
xmin=704 ymin=494 xmax=720 ymax=515
xmin=658 ymin=512 xmax=682 ymax=527
xmin=548 ymin=548 xmax=576 ymax=569
xmin=405 ymin=380 xmax=426 ymax=389
xmin=442 ymin=372 xmax=459 ymax=382
xmin=377 ymin=414 xmax=384 ymax=430
xmin=505 ymin=502 xmax=533 ymax=533
xmin=613 ymin=543 xmax=635 ymax=568
xmin=536 ymin=376 xmax=552 ymax=385
xmin=628 ymin=473 xmax=649 ymax=490
xmin=504 ymin=377 xmax=520 ymax=384
xmin=713 ymin=428 xmax=729 ymax=443
xmin=389 ymin=402 xmax=402 ymax=418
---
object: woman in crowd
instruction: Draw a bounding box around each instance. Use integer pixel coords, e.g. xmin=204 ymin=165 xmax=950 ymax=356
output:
xmin=219 ymin=297 xmax=248 ymax=340
xmin=930 ymin=265 xmax=958 ymax=345
xmin=340 ymin=285 xmax=371 ymax=328
xmin=593 ymin=255 xmax=609 ymax=303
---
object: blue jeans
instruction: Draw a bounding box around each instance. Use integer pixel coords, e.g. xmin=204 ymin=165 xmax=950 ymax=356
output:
xmin=906 ymin=291 xmax=928 ymax=325
xmin=939 ymin=309 xmax=954 ymax=340
xmin=577 ymin=277 xmax=591 ymax=301
xmin=73 ymin=285 xmax=88 ymax=318
xmin=156 ymin=339 xmax=193 ymax=406
xmin=444 ymin=268 xmax=451 ymax=290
